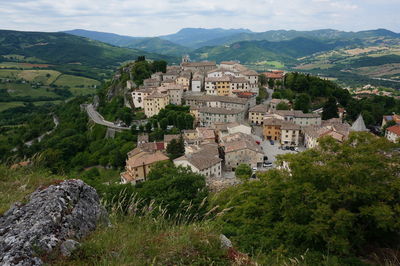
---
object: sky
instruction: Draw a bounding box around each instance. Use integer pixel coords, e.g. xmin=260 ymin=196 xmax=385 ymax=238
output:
xmin=1 ymin=0 xmax=399 ymax=36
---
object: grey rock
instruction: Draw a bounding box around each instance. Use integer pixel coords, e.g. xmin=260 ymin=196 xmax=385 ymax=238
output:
xmin=0 ymin=179 xmax=109 ymax=265
xmin=220 ymin=234 xmax=232 ymax=249
xmin=60 ymin=239 xmax=80 ymax=257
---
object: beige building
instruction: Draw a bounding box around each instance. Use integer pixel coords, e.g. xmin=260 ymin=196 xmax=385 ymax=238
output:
xmin=120 ymin=148 xmax=169 ymax=184
xmin=131 ymin=88 xmax=153 ymax=109
xmin=273 ymin=110 xmax=321 ymax=126
xmin=303 ymin=119 xmax=351 ymax=149
xmin=199 ymin=107 xmax=245 ymax=127
xmin=230 ymin=77 xmax=250 ymax=93
xmin=144 ymin=93 xmax=169 ymax=117
xmin=220 ymin=132 xmax=263 ymax=170
xmin=165 ymin=84 xmax=184 ymax=105
xmin=280 ymin=123 xmax=301 ymax=146
xmin=174 ymin=144 xmax=222 ymax=178
xmin=184 ymin=95 xmax=249 ymax=112
xmin=248 ymin=104 xmax=269 ymax=125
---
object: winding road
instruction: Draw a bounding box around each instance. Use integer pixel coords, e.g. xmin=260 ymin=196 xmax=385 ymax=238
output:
xmin=85 ymin=104 xmax=131 ymax=130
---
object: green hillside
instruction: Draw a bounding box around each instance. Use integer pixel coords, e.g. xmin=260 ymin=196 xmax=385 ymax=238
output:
xmin=0 ymin=30 xmax=176 ymax=68
xmin=64 ymin=29 xmax=189 ymax=56
xmin=190 ymin=37 xmax=347 ymax=65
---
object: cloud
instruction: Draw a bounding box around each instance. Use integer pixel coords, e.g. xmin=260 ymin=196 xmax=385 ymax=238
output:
xmin=0 ymin=0 xmax=398 ymax=36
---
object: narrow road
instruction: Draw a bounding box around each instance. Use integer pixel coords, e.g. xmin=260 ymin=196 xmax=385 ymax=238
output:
xmin=85 ymin=104 xmax=131 ymax=130
xmin=25 ymin=115 xmax=60 ymax=146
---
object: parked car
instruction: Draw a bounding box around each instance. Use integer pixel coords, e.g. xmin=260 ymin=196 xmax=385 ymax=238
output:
xmin=252 ymin=167 xmax=258 ymax=171
xmin=256 ymin=140 xmax=260 ymax=145
xmin=289 ymin=146 xmax=295 ymax=151
xmin=269 ymin=140 xmax=274 ymax=145
xmin=263 ymin=162 xmax=273 ymax=167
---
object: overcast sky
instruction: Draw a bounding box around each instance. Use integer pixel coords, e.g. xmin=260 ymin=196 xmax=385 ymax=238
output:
xmin=1 ymin=0 xmax=399 ymax=36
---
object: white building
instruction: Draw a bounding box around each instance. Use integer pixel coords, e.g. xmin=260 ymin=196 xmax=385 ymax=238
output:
xmin=385 ymin=125 xmax=400 ymax=143
xmin=131 ymin=88 xmax=153 ymax=109
xmin=174 ymin=144 xmax=222 ymax=178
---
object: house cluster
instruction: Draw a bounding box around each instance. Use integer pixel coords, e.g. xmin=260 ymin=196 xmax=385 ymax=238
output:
xmin=382 ymin=113 xmax=400 ymax=143
xmin=248 ymin=101 xmax=368 ymax=148
xmin=120 ymin=122 xmax=264 ymax=184
xmin=130 ymin=56 xmax=259 ymax=118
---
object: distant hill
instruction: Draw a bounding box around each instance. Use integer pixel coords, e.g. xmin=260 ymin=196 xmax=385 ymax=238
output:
xmin=159 ymin=28 xmax=253 ymax=48
xmin=64 ymin=29 xmax=189 ymax=56
xmin=0 ymin=30 xmax=175 ymax=68
xmin=189 ymin=37 xmax=353 ymax=65
xmin=198 ymin=28 xmax=400 ymax=47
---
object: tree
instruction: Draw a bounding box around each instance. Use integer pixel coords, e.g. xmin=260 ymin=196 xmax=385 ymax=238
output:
xmin=211 ymin=133 xmax=400 ymax=261
xmin=322 ymin=97 xmax=339 ymax=120
xmin=235 ymin=164 xmax=252 ymax=181
xmin=258 ymin=74 xmax=267 ymax=87
xmin=160 ymin=117 xmax=168 ymax=130
xmin=145 ymin=122 xmax=152 ymax=132
xmin=276 ymin=102 xmax=290 ymax=110
xmin=294 ymin=93 xmax=311 ymax=113
xmin=267 ymin=78 xmax=275 ymax=89
xmin=166 ymin=136 xmax=185 ymax=160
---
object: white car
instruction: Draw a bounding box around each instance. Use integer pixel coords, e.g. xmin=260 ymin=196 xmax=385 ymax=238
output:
xmin=252 ymin=167 xmax=258 ymax=171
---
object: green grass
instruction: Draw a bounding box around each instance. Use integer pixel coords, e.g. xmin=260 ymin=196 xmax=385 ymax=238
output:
xmin=0 ymin=102 xmax=25 ymax=112
xmin=52 ymin=216 xmax=229 ymax=266
xmin=54 ymin=74 xmax=100 ymax=87
xmin=0 ymin=83 xmax=58 ymax=98
xmin=0 ymin=165 xmax=65 ymax=214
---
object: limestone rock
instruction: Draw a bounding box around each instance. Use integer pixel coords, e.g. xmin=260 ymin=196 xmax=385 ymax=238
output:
xmin=220 ymin=234 xmax=233 ymax=249
xmin=60 ymin=239 xmax=80 ymax=257
xmin=0 ymin=179 xmax=108 ymax=265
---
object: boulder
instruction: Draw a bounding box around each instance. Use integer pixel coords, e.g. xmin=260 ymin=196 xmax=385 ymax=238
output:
xmin=0 ymin=179 xmax=108 ymax=265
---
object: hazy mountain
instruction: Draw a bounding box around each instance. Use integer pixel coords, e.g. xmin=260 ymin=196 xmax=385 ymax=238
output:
xmin=0 ymin=30 xmax=175 ymax=68
xmin=189 ymin=37 xmax=356 ymax=65
xmin=159 ymin=28 xmax=253 ymax=48
xmin=64 ymin=29 xmax=189 ymax=56
xmin=198 ymin=29 xmax=400 ymax=47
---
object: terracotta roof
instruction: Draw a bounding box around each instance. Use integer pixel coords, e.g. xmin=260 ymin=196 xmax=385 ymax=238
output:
xmin=182 ymin=61 xmax=216 ymax=67
xmin=387 ymin=125 xmax=400 ymax=136
xmin=199 ymin=107 xmax=244 ymax=115
xmin=205 ymin=76 xmax=232 ymax=82
xmin=220 ymin=61 xmax=237 ymax=65
xmin=249 ymin=104 xmax=269 ymax=113
xmin=174 ymin=152 xmax=221 ymax=171
xmin=164 ymin=134 xmax=180 ymax=143
xmin=221 ymin=133 xmax=262 ymax=154
xmin=281 ymin=122 xmax=301 ymax=130
xmin=241 ymin=70 xmax=258 ymax=76
xmin=184 ymin=95 xmax=248 ymax=105
xmin=263 ymin=117 xmax=284 ymax=126
xmin=145 ymin=92 xmax=168 ymax=99
xmin=196 ymin=127 xmax=216 ymax=139
xmin=274 ymin=110 xmax=320 ymax=118
xmin=231 ymin=77 xmax=249 ymax=83
xmin=263 ymin=72 xmax=284 ymax=79
xmin=126 ymin=150 xmax=169 ymax=168
xmin=270 ymin=98 xmax=289 ymax=104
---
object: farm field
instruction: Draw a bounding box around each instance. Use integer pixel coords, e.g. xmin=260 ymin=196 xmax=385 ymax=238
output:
xmin=0 ymin=102 xmax=25 ymax=112
xmin=1 ymin=83 xmax=57 ymax=98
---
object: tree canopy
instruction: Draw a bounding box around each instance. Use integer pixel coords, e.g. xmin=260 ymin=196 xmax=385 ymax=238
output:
xmin=211 ymin=133 xmax=400 ymax=262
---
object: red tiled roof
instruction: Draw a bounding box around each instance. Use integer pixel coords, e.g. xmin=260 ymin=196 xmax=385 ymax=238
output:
xmin=387 ymin=125 xmax=400 ymax=136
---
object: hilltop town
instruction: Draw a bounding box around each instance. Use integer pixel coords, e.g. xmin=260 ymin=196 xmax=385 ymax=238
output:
xmin=96 ymin=56 xmax=400 ymax=189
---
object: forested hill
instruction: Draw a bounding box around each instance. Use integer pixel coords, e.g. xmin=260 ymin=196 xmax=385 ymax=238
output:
xmin=0 ymin=30 xmax=177 ymax=68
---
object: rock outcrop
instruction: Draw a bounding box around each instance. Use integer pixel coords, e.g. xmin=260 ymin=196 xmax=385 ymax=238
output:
xmin=0 ymin=179 xmax=108 ymax=265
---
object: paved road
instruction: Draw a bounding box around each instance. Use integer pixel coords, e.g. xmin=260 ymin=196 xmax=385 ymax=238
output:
xmin=85 ymin=104 xmax=131 ymax=131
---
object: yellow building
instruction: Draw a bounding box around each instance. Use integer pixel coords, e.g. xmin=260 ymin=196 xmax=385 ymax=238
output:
xmin=263 ymin=118 xmax=283 ymax=141
xmin=248 ymin=104 xmax=269 ymax=125
xmin=205 ymin=76 xmax=231 ymax=96
xmin=175 ymin=75 xmax=190 ymax=91
xmin=144 ymin=93 xmax=169 ymax=117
